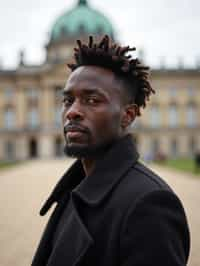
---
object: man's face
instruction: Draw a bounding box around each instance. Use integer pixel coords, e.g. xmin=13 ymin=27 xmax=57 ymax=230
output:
xmin=62 ymin=66 xmax=130 ymax=158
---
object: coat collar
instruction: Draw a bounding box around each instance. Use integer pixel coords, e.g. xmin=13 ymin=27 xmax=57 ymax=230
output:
xmin=40 ymin=134 xmax=139 ymax=215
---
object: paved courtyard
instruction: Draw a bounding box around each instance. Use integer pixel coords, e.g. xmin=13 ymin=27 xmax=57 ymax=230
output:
xmin=0 ymin=159 xmax=199 ymax=266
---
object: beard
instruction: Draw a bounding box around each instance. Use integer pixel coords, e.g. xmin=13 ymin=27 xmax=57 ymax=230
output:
xmin=63 ymin=136 xmax=117 ymax=159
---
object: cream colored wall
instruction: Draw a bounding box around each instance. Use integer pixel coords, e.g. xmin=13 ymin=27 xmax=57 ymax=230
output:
xmin=0 ymin=67 xmax=200 ymax=160
xmin=39 ymin=135 xmax=54 ymax=158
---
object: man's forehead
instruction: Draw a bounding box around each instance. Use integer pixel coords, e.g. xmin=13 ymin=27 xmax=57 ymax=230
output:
xmin=66 ymin=66 xmax=116 ymax=88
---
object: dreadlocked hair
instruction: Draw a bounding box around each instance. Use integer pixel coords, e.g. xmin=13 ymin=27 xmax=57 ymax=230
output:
xmin=67 ymin=35 xmax=155 ymax=116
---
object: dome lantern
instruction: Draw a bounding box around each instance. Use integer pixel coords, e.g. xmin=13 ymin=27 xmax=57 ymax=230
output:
xmin=78 ymin=0 xmax=88 ymax=5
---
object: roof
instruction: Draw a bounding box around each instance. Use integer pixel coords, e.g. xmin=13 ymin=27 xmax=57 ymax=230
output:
xmin=50 ymin=0 xmax=114 ymax=41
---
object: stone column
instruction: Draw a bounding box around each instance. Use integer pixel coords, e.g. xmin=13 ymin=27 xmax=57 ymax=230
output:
xmin=0 ymin=86 xmax=3 ymax=129
xmin=16 ymin=87 xmax=26 ymax=128
xmin=41 ymin=86 xmax=54 ymax=131
xmin=16 ymin=136 xmax=28 ymax=160
xmin=38 ymin=135 xmax=54 ymax=158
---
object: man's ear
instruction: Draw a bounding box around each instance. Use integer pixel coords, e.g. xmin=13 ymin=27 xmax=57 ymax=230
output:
xmin=121 ymin=104 xmax=138 ymax=129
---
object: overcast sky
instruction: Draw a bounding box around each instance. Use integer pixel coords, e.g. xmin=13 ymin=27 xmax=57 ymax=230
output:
xmin=1 ymin=0 xmax=200 ymax=69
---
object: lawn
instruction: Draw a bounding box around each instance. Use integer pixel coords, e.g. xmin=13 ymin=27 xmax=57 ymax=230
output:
xmin=159 ymin=158 xmax=199 ymax=175
xmin=0 ymin=161 xmax=22 ymax=171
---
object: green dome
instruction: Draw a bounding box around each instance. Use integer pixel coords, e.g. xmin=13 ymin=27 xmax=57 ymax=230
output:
xmin=51 ymin=0 xmax=114 ymax=41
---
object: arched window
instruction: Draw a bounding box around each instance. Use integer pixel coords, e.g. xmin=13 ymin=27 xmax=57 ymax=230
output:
xmin=150 ymin=105 xmax=160 ymax=128
xmin=186 ymin=103 xmax=197 ymax=128
xmin=4 ymin=107 xmax=15 ymax=129
xmin=169 ymin=104 xmax=178 ymax=128
xmin=27 ymin=107 xmax=39 ymax=128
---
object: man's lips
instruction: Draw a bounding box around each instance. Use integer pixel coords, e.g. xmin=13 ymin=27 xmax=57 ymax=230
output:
xmin=64 ymin=125 xmax=89 ymax=140
xmin=64 ymin=125 xmax=88 ymax=134
xmin=66 ymin=131 xmax=85 ymax=139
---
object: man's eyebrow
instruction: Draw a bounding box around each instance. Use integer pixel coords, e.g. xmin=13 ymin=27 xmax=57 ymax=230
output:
xmin=62 ymin=88 xmax=108 ymax=97
xmin=82 ymin=88 xmax=104 ymax=94
xmin=62 ymin=90 xmax=71 ymax=96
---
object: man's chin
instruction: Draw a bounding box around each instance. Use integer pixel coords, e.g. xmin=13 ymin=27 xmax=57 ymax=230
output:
xmin=64 ymin=143 xmax=90 ymax=158
xmin=63 ymin=140 xmax=114 ymax=159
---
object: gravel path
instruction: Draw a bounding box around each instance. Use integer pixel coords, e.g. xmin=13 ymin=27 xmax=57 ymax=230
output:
xmin=0 ymin=159 xmax=199 ymax=266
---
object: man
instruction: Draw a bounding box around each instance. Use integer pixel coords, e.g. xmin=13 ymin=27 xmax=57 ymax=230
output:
xmin=32 ymin=35 xmax=190 ymax=266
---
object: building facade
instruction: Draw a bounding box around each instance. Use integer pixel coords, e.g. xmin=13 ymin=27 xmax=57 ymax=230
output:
xmin=0 ymin=0 xmax=200 ymax=161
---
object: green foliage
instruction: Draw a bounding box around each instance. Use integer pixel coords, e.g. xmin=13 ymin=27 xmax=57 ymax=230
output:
xmin=0 ymin=161 xmax=20 ymax=170
xmin=160 ymin=158 xmax=199 ymax=175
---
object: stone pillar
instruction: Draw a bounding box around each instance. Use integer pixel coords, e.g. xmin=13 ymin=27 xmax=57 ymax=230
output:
xmin=16 ymin=87 xmax=26 ymax=128
xmin=160 ymin=134 xmax=169 ymax=156
xmin=16 ymin=136 xmax=28 ymax=160
xmin=179 ymin=103 xmax=185 ymax=128
xmin=39 ymin=135 xmax=54 ymax=158
xmin=139 ymin=134 xmax=151 ymax=159
xmin=41 ymin=86 xmax=54 ymax=130
xmin=178 ymin=134 xmax=188 ymax=157
xmin=162 ymin=104 xmax=168 ymax=128
xmin=0 ymin=136 xmax=4 ymax=160
xmin=0 ymin=86 xmax=3 ymax=129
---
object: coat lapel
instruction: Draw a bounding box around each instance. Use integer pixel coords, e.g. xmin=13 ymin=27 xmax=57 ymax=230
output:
xmin=33 ymin=134 xmax=139 ymax=266
xmin=47 ymin=194 xmax=93 ymax=266
xmin=33 ymin=192 xmax=93 ymax=266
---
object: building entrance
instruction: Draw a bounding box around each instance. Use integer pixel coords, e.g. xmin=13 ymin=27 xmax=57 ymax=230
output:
xmin=29 ymin=138 xmax=38 ymax=158
xmin=55 ymin=137 xmax=63 ymax=157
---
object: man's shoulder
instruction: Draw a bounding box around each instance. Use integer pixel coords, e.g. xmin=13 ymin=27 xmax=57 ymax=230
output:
xmin=132 ymin=161 xmax=172 ymax=191
xmin=114 ymin=161 xmax=174 ymax=207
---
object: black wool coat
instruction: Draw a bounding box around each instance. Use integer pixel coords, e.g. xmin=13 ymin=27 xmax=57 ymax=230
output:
xmin=32 ymin=135 xmax=190 ymax=266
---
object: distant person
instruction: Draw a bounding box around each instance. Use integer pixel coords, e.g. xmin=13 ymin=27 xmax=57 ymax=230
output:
xmin=195 ymin=151 xmax=200 ymax=173
xmin=32 ymin=35 xmax=190 ymax=266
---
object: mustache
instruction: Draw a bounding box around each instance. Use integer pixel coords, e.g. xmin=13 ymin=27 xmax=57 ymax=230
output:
xmin=64 ymin=123 xmax=90 ymax=134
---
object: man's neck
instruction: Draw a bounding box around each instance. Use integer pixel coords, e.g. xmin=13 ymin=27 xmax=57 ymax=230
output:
xmin=80 ymin=135 xmax=127 ymax=177
xmin=81 ymin=158 xmax=96 ymax=177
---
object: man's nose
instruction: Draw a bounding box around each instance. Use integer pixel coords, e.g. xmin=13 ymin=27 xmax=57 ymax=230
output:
xmin=66 ymin=100 xmax=84 ymax=121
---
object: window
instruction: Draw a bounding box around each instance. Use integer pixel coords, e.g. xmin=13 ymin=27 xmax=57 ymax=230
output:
xmin=151 ymin=139 xmax=160 ymax=158
xmin=5 ymin=88 xmax=14 ymax=101
xmin=54 ymin=137 xmax=63 ymax=157
xmin=4 ymin=141 xmax=15 ymax=160
xmin=54 ymin=106 xmax=61 ymax=127
xmin=169 ymin=88 xmax=177 ymax=99
xmin=27 ymin=107 xmax=39 ymax=128
xmin=170 ymin=138 xmax=178 ymax=157
xmin=150 ymin=105 xmax=160 ymax=128
xmin=186 ymin=103 xmax=197 ymax=127
xmin=4 ymin=108 xmax=15 ymax=129
xmin=54 ymin=86 xmax=62 ymax=103
xmin=169 ymin=104 xmax=178 ymax=128
xmin=131 ymin=118 xmax=141 ymax=129
xmin=27 ymin=88 xmax=39 ymax=100
xmin=187 ymin=87 xmax=196 ymax=98
xmin=188 ymin=137 xmax=196 ymax=155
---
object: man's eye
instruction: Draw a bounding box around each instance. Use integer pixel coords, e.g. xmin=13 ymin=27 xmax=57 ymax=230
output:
xmin=62 ymin=97 xmax=73 ymax=105
xmin=86 ymin=97 xmax=100 ymax=104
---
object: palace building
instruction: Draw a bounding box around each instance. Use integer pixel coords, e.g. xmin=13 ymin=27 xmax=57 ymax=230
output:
xmin=0 ymin=0 xmax=199 ymax=161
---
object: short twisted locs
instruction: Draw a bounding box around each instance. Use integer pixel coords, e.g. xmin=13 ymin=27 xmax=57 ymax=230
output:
xmin=67 ymin=35 xmax=155 ymax=116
